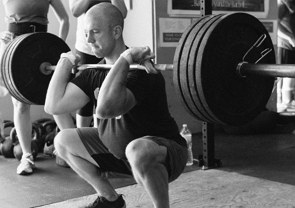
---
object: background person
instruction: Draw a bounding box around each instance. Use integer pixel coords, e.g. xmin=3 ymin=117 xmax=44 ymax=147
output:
xmin=0 ymin=0 xmax=69 ymax=175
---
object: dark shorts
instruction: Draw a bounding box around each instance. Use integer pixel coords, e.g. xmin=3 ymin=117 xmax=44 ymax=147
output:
xmin=77 ymin=127 xmax=188 ymax=182
xmin=75 ymin=50 xmax=102 ymax=117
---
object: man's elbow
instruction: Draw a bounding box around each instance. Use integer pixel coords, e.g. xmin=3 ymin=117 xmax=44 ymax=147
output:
xmin=95 ymin=107 xmax=109 ymax=119
xmin=95 ymin=105 xmax=115 ymax=119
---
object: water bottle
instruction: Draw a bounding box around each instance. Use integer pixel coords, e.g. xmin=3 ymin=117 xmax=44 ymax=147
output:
xmin=0 ymin=113 xmax=4 ymax=143
xmin=180 ymin=124 xmax=193 ymax=166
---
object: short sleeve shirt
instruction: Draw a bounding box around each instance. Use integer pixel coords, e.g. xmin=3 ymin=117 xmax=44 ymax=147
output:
xmin=70 ymin=61 xmax=186 ymax=158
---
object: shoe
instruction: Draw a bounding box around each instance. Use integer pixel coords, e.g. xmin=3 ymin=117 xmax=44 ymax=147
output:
xmin=16 ymin=153 xmax=35 ymax=175
xmin=86 ymin=194 xmax=126 ymax=208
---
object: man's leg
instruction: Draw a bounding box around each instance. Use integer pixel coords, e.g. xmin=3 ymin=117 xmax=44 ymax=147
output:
xmin=54 ymin=129 xmax=119 ymax=201
xmin=125 ymin=138 xmax=170 ymax=208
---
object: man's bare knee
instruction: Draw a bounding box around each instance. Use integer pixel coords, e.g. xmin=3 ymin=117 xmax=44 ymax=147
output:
xmin=54 ymin=130 xmax=70 ymax=156
xmin=126 ymin=139 xmax=161 ymax=172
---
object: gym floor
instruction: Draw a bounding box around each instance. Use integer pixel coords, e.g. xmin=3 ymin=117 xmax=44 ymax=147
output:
xmin=1 ymin=114 xmax=295 ymax=208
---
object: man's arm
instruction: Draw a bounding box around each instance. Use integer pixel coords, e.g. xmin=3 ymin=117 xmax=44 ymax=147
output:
xmin=95 ymin=47 xmax=155 ymax=119
xmin=44 ymin=53 xmax=89 ymax=115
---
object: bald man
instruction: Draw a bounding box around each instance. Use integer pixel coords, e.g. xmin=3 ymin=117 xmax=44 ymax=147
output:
xmin=45 ymin=3 xmax=187 ymax=208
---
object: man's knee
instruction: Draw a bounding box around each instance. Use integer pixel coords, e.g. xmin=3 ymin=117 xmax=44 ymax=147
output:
xmin=54 ymin=129 xmax=71 ymax=154
xmin=125 ymin=138 xmax=165 ymax=172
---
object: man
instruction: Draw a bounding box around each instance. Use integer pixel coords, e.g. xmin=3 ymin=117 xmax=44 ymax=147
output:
xmin=45 ymin=3 xmax=187 ymax=208
xmin=277 ymin=0 xmax=295 ymax=110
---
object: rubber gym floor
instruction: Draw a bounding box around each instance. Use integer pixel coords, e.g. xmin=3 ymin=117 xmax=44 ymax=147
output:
xmin=2 ymin=113 xmax=295 ymax=207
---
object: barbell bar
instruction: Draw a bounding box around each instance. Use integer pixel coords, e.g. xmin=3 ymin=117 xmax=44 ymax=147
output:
xmin=39 ymin=62 xmax=174 ymax=75
xmin=0 ymin=12 xmax=289 ymax=126
xmin=238 ymin=63 xmax=295 ymax=78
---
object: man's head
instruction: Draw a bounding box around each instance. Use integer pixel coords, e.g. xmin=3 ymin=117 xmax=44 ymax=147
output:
xmin=84 ymin=3 xmax=124 ymax=59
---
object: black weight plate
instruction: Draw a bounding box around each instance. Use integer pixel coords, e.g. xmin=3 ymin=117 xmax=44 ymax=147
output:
xmin=173 ymin=15 xmax=213 ymax=122
xmin=179 ymin=15 xmax=215 ymax=122
xmin=8 ymin=32 xmax=70 ymax=105
xmin=195 ymin=13 xmax=275 ymax=126
xmin=4 ymin=34 xmax=31 ymax=103
xmin=185 ymin=14 xmax=224 ymax=124
xmin=1 ymin=34 xmax=27 ymax=101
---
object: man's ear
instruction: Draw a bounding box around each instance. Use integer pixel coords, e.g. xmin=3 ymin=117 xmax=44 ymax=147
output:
xmin=112 ymin=25 xmax=123 ymax=39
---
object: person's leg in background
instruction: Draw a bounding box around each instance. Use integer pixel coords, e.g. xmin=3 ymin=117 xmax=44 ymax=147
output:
xmin=279 ymin=47 xmax=295 ymax=109
xmin=12 ymin=97 xmax=35 ymax=175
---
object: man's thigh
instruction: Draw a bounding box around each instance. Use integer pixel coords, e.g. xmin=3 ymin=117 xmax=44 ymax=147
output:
xmin=76 ymin=127 xmax=132 ymax=175
xmin=141 ymin=136 xmax=188 ymax=182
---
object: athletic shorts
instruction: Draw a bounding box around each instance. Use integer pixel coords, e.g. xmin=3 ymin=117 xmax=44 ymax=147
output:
xmin=76 ymin=127 xmax=188 ymax=182
xmin=75 ymin=50 xmax=102 ymax=117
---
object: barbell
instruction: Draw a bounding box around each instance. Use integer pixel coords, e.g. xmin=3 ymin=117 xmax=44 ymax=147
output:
xmin=0 ymin=12 xmax=288 ymax=126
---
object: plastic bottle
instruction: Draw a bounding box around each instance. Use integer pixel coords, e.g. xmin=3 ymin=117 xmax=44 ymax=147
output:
xmin=180 ymin=124 xmax=193 ymax=166
xmin=0 ymin=112 xmax=4 ymax=142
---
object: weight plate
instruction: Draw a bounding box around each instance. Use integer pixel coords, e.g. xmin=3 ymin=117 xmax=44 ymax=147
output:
xmin=5 ymin=35 xmax=31 ymax=103
xmin=179 ymin=15 xmax=215 ymax=122
xmin=3 ymin=32 xmax=70 ymax=105
xmin=195 ymin=13 xmax=275 ymax=126
xmin=173 ymin=16 xmax=214 ymax=122
xmin=185 ymin=14 xmax=224 ymax=124
xmin=1 ymin=34 xmax=27 ymax=101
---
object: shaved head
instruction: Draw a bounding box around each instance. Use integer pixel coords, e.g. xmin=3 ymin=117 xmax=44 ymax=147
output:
xmin=86 ymin=2 xmax=124 ymax=29
xmin=83 ymin=2 xmax=126 ymax=61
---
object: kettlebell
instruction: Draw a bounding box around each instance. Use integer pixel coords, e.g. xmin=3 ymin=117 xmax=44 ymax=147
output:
xmin=1 ymin=137 xmax=14 ymax=158
xmin=42 ymin=119 xmax=57 ymax=135
xmin=13 ymin=140 xmax=39 ymax=161
xmin=32 ymin=122 xmax=45 ymax=153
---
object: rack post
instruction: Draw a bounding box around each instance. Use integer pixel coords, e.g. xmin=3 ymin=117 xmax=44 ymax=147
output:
xmin=199 ymin=0 xmax=220 ymax=170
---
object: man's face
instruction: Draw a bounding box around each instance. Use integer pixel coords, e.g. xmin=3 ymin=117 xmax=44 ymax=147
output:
xmin=84 ymin=16 xmax=115 ymax=58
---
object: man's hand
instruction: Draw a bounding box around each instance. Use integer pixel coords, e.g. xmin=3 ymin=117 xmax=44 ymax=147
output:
xmin=121 ymin=46 xmax=158 ymax=74
xmin=59 ymin=51 xmax=81 ymax=73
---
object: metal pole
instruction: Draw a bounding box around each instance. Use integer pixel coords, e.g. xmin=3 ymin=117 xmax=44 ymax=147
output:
xmin=200 ymin=0 xmax=212 ymax=16
xmin=199 ymin=0 xmax=217 ymax=170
